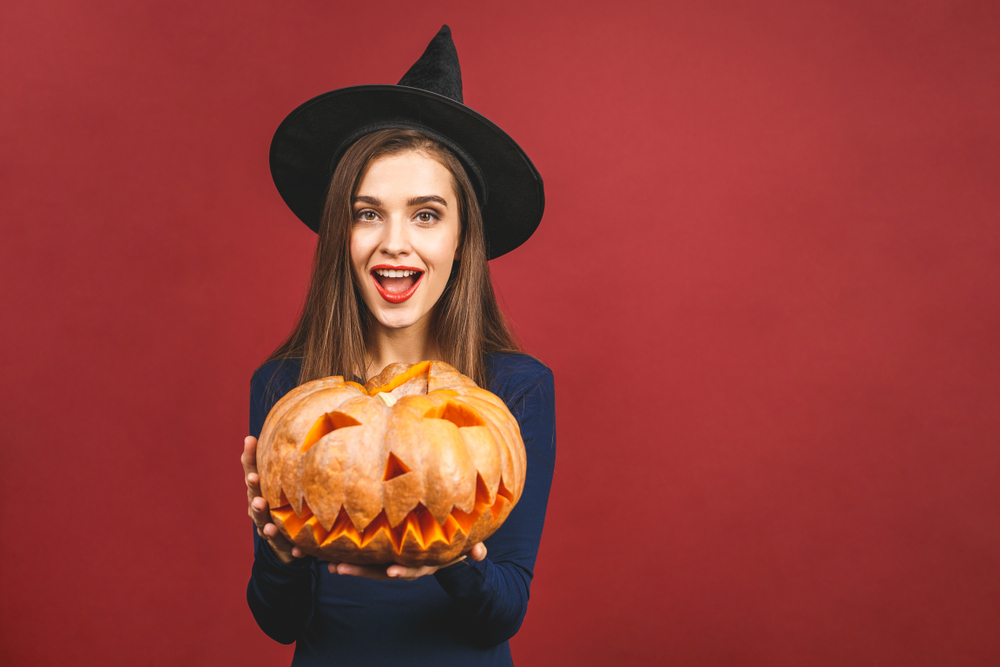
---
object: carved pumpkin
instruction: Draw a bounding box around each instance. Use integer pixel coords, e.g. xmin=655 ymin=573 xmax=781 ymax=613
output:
xmin=257 ymin=360 xmax=526 ymax=566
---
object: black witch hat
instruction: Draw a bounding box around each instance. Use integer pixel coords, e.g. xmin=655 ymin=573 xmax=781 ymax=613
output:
xmin=269 ymin=25 xmax=544 ymax=260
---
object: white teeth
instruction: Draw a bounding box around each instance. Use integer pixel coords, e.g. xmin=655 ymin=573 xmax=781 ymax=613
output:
xmin=374 ymin=269 xmax=419 ymax=278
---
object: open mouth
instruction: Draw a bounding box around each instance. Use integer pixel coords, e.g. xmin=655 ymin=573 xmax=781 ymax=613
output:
xmin=370 ymin=265 xmax=424 ymax=304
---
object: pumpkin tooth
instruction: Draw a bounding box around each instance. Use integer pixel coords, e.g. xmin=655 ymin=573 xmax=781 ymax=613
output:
xmin=303 ymin=514 xmax=329 ymax=544
xmin=496 ymin=477 xmax=514 ymax=504
xmin=442 ymin=514 xmax=463 ymax=541
xmin=360 ymin=512 xmax=399 ymax=550
xmin=322 ymin=508 xmax=362 ymax=547
xmin=490 ymin=478 xmax=514 ymax=521
xmin=400 ymin=512 xmax=424 ymax=551
xmin=418 ymin=509 xmax=449 ymax=545
xmin=450 ymin=505 xmax=482 ymax=534
xmin=273 ymin=502 xmax=314 ymax=540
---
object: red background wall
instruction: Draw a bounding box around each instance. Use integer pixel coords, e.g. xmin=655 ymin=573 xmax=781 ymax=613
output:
xmin=2 ymin=1 xmax=998 ymax=664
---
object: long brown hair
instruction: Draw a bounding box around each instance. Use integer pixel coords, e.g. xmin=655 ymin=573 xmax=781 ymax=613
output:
xmin=264 ymin=129 xmax=521 ymax=387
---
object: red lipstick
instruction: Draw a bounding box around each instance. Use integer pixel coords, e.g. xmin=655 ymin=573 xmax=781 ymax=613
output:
xmin=370 ymin=265 xmax=424 ymax=304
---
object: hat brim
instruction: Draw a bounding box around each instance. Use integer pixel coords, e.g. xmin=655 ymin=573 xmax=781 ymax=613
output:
xmin=269 ymin=85 xmax=544 ymax=260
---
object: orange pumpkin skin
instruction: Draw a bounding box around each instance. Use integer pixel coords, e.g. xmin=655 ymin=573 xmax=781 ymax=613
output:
xmin=256 ymin=361 xmax=526 ymax=566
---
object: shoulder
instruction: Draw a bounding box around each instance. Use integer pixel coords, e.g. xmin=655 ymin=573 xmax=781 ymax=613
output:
xmin=484 ymin=352 xmax=553 ymax=395
xmin=249 ymin=357 xmax=304 ymax=439
xmin=250 ymin=358 xmax=303 ymax=409
xmin=484 ymin=352 xmax=555 ymax=416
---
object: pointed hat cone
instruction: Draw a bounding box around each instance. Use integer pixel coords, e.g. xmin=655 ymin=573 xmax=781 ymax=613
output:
xmin=397 ymin=25 xmax=463 ymax=104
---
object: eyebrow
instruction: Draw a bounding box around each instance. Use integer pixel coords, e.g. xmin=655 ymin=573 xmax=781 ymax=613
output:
xmin=406 ymin=195 xmax=448 ymax=208
xmin=352 ymin=195 xmax=449 ymax=208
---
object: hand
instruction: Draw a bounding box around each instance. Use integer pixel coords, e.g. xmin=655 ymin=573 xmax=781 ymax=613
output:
xmin=242 ymin=435 xmax=306 ymax=565
xmin=328 ymin=542 xmax=488 ymax=581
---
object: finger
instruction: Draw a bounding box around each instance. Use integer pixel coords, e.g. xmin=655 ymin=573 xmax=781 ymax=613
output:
xmin=333 ymin=563 xmax=392 ymax=580
xmin=241 ymin=436 xmax=258 ymax=474
xmin=262 ymin=522 xmax=293 ymax=549
xmin=250 ymin=496 xmax=270 ymax=529
xmin=257 ymin=522 xmax=293 ymax=557
xmin=469 ymin=542 xmax=488 ymax=561
xmin=246 ymin=471 xmax=262 ymax=500
xmin=386 ymin=565 xmax=430 ymax=579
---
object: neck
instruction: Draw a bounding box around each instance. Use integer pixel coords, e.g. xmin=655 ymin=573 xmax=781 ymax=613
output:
xmin=364 ymin=314 xmax=441 ymax=380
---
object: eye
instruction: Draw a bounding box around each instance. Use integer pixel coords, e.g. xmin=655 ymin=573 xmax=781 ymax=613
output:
xmin=355 ymin=209 xmax=379 ymax=222
xmin=416 ymin=211 xmax=439 ymax=223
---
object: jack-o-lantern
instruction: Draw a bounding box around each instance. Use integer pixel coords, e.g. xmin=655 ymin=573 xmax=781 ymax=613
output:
xmin=257 ymin=361 xmax=526 ymax=566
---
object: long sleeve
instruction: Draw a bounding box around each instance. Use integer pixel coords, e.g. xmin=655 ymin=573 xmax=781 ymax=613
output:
xmin=247 ymin=526 xmax=317 ymax=643
xmin=245 ymin=359 xmax=318 ymax=644
xmin=434 ymin=358 xmax=557 ymax=646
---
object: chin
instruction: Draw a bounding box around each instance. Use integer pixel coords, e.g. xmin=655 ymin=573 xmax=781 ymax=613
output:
xmin=368 ymin=304 xmax=426 ymax=331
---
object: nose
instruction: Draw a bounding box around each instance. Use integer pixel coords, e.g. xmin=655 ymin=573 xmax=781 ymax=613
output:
xmin=379 ymin=217 xmax=411 ymax=258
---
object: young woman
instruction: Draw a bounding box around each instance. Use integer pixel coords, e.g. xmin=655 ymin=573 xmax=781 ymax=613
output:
xmin=239 ymin=26 xmax=556 ymax=665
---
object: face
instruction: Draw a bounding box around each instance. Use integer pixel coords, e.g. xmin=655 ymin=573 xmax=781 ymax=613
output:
xmin=350 ymin=151 xmax=462 ymax=334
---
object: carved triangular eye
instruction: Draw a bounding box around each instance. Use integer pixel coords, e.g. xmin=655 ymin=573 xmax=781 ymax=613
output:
xmin=383 ymin=452 xmax=412 ymax=481
xmin=423 ymin=402 xmax=485 ymax=428
xmin=302 ymin=412 xmax=362 ymax=452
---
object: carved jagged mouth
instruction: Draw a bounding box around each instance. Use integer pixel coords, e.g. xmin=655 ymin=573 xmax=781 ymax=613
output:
xmin=271 ymin=474 xmax=514 ymax=553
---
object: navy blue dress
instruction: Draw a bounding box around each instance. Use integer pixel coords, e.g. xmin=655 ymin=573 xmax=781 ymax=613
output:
xmin=247 ymin=353 xmax=556 ymax=666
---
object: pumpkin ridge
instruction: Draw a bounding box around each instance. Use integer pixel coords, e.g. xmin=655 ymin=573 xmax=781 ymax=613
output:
xmin=342 ymin=404 xmax=389 ymax=533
